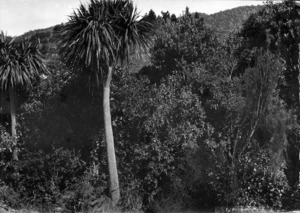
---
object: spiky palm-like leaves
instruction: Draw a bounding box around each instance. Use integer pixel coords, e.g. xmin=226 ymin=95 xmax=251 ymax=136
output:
xmin=58 ymin=0 xmax=152 ymax=204
xmin=0 ymin=32 xmax=47 ymax=90
xmin=0 ymin=32 xmax=48 ymax=160
xmin=59 ymin=0 xmax=152 ymax=84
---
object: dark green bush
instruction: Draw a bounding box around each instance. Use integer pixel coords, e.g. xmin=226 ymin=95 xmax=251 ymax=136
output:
xmin=207 ymin=149 xmax=289 ymax=209
xmin=0 ymin=180 xmax=20 ymax=208
xmin=1 ymin=148 xmax=86 ymax=209
xmin=237 ymin=170 xmax=288 ymax=208
xmin=62 ymin=171 xmax=108 ymax=212
xmin=282 ymin=183 xmax=300 ymax=210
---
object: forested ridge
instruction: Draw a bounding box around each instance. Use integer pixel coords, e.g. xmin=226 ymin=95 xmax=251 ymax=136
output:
xmin=204 ymin=5 xmax=264 ymax=40
xmin=1 ymin=1 xmax=300 ymax=212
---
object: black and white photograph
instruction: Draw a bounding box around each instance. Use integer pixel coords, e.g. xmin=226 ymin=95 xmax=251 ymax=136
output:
xmin=1 ymin=0 xmax=300 ymax=212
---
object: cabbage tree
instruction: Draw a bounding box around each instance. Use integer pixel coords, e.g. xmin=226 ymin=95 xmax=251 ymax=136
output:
xmin=58 ymin=0 xmax=152 ymax=204
xmin=0 ymin=32 xmax=48 ymax=160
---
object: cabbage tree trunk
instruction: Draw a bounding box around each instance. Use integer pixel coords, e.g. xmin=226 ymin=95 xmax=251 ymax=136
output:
xmin=9 ymin=86 xmax=18 ymax=161
xmin=103 ymin=66 xmax=120 ymax=204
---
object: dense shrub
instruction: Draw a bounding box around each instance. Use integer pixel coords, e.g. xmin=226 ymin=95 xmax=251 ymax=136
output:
xmin=0 ymin=181 xmax=20 ymax=208
xmin=1 ymin=148 xmax=86 ymax=209
xmin=282 ymin=183 xmax=300 ymax=210
xmin=62 ymin=171 xmax=109 ymax=212
xmin=236 ymin=151 xmax=288 ymax=208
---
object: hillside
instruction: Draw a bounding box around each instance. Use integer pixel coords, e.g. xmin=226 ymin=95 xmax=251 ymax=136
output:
xmin=203 ymin=5 xmax=264 ymax=40
xmin=15 ymin=4 xmax=265 ymax=72
xmin=18 ymin=5 xmax=264 ymax=41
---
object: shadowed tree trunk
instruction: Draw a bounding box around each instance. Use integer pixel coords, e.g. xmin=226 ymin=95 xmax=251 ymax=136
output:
xmin=284 ymin=44 xmax=300 ymax=188
xmin=103 ymin=66 xmax=120 ymax=204
xmin=9 ymin=86 xmax=18 ymax=161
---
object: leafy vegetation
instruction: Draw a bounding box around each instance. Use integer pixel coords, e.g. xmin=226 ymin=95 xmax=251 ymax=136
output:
xmin=1 ymin=0 xmax=300 ymax=212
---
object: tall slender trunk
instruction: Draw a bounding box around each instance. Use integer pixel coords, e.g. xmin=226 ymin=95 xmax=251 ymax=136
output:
xmin=103 ymin=66 xmax=120 ymax=204
xmin=282 ymin=40 xmax=300 ymax=188
xmin=298 ymin=42 xmax=300 ymax=183
xmin=9 ymin=86 xmax=18 ymax=161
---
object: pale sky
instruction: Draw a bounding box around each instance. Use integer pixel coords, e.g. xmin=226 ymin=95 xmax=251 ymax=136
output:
xmin=0 ymin=0 xmax=267 ymax=37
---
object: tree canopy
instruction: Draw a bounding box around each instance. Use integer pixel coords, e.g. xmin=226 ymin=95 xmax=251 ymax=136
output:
xmin=0 ymin=32 xmax=48 ymax=90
